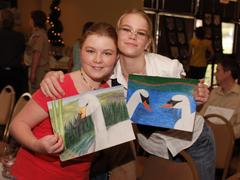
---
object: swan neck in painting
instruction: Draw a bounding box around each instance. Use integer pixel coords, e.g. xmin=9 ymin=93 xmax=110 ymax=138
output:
xmin=80 ymin=94 xmax=108 ymax=151
xmin=127 ymin=89 xmax=150 ymax=117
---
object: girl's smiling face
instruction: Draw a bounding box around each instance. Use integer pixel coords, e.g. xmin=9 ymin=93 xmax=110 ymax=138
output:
xmin=80 ymin=34 xmax=118 ymax=81
xmin=117 ymin=13 xmax=151 ymax=58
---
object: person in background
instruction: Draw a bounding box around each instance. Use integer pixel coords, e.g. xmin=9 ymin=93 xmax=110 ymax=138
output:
xmin=69 ymin=21 xmax=94 ymax=72
xmin=9 ymin=22 xmax=118 ymax=180
xmin=39 ymin=9 xmax=215 ymax=180
xmin=25 ymin=10 xmax=49 ymax=93
xmin=188 ymin=26 xmax=214 ymax=79
xmin=200 ymin=58 xmax=240 ymax=140
xmin=0 ymin=9 xmax=27 ymax=100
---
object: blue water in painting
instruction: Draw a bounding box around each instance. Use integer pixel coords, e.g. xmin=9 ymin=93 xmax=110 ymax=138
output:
xmin=128 ymin=89 xmax=196 ymax=129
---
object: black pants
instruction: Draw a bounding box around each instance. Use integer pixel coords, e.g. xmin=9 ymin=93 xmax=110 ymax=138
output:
xmin=90 ymin=141 xmax=136 ymax=179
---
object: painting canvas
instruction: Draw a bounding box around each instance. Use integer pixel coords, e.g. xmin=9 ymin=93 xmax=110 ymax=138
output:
xmin=48 ymin=86 xmax=135 ymax=161
xmin=127 ymin=74 xmax=198 ymax=132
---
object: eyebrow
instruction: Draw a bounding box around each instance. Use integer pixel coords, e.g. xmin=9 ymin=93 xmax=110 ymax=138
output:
xmin=84 ymin=46 xmax=116 ymax=52
xmin=120 ymin=24 xmax=148 ymax=32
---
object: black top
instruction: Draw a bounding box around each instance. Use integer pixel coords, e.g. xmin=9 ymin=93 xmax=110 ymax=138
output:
xmin=0 ymin=29 xmax=25 ymax=68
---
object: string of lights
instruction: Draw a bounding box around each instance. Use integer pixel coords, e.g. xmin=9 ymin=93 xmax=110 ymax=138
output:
xmin=47 ymin=0 xmax=64 ymax=47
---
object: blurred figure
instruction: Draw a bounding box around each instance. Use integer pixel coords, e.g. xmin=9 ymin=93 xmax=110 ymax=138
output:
xmin=0 ymin=9 xmax=27 ymax=100
xmin=188 ymin=26 xmax=214 ymax=79
xmin=200 ymin=59 xmax=240 ymax=139
xmin=25 ymin=10 xmax=49 ymax=93
xmin=69 ymin=21 xmax=94 ymax=72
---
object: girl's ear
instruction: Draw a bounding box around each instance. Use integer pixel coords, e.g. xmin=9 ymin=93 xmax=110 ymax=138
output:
xmin=144 ymin=37 xmax=154 ymax=52
xmin=144 ymin=39 xmax=151 ymax=51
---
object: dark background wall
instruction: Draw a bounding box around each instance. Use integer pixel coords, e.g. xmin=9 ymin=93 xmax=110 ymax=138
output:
xmin=144 ymin=0 xmax=240 ymax=61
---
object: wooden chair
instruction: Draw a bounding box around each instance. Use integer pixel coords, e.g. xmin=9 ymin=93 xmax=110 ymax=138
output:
xmin=10 ymin=93 xmax=31 ymax=117
xmin=0 ymin=85 xmax=15 ymax=140
xmin=226 ymin=172 xmax=240 ymax=180
xmin=141 ymin=150 xmax=199 ymax=180
xmin=204 ymin=113 xmax=235 ymax=180
xmin=108 ymin=124 xmax=144 ymax=180
xmin=4 ymin=92 xmax=31 ymax=141
xmin=0 ymin=92 xmax=31 ymax=157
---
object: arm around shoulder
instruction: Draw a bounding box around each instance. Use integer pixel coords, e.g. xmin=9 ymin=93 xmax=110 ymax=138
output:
xmin=40 ymin=70 xmax=65 ymax=99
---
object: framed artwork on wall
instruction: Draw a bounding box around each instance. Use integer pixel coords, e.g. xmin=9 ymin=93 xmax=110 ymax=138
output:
xmin=177 ymin=32 xmax=186 ymax=44
xmin=213 ymin=15 xmax=221 ymax=26
xmin=179 ymin=45 xmax=188 ymax=59
xmin=175 ymin=18 xmax=184 ymax=31
xmin=204 ymin=13 xmax=212 ymax=25
xmin=168 ymin=32 xmax=177 ymax=45
xmin=166 ymin=17 xmax=175 ymax=31
xmin=204 ymin=27 xmax=212 ymax=39
xmin=170 ymin=46 xmax=179 ymax=59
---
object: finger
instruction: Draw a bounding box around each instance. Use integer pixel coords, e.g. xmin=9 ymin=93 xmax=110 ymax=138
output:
xmin=53 ymin=142 xmax=64 ymax=153
xmin=47 ymin=134 xmax=59 ymax=144
xmin=50 ymin=76 xmax=65 ymax=96
xmin=40 ymin=76 xmax=59 ymax=99
xmin=40 ymin=81 xmax=49 ymax=97
xmin=198 ymin=79 xmax=205 ymax=84
xmin=46 ymin=78 xmax=62 ymax=98
xmin=195 ymin=96 xmax=208 ymax=105
xmin=41 ymin=78 xmax=59 ymax=99
xmin=198 ymin=84 xmax=209 ymax=96
xmin=57 ymin=71 xmax=65 ymax=83
xmin=43 ymin=86 xmax=56 ymax=100
xmin=52 ymin=135 xmax=64 ymax=153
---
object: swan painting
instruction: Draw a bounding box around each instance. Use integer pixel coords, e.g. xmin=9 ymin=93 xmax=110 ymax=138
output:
xmin=48 ymin=85 xmax=135 ymax=161
xmin=161 ymin=94 xmax=195 ymax=132
xmin=127 ymin=74 xmax=197 ymax=131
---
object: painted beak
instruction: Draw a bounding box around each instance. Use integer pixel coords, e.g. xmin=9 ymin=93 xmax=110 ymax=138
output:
xmin=161 ymin=103 xmax=173 ymax=108
xmin=160 ymin=99 xmax=182 ymax=108
xmin=79 ymin=107 xmax=87 ymax=119
xmin=143 ymin=100 xmax=152 ymax=112
xmin=140 ymin=93 xmax=152 ymax=112
xmin=161 ymin=99 xmax=182 ymax=108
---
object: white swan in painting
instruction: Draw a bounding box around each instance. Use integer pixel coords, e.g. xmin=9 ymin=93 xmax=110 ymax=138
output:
xmin=78 ymin=94 xmax=108 ymax=151
xmin=127 ymin=89 xmax=152 ymax=118
xmin=78 ymin=92 xmax=137 ymax=153
xmin=161 ymin=94 xmax=195 ymax=132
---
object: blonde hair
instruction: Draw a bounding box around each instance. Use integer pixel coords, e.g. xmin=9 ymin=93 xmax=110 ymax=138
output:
xmin=116 ymin=9 xmax=156 ymax=52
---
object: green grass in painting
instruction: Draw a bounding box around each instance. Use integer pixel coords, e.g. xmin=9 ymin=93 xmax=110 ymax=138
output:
xmin=102 ymin=100 xmax=129 ymax=127
xmin=49 ymin=100 xmax=64 ymax=139
xmin=64 ymin=114 xmax=94 ymax=149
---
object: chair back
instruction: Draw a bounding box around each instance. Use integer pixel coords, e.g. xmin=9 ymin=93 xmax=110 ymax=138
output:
xmin=141 ymin=150 xmax=199 ymax=180
xmin=226 ymin=172 xmax=240 ymax=180
xmin=11 ymin=92 xmax=31 ymax=119
xmin=3 ymin=92 xmax=31 ymax=142
xmin=204 ymin=113 xmax=235 ymax=180
xmin=0 ymin=85 xmax=15 ymax=126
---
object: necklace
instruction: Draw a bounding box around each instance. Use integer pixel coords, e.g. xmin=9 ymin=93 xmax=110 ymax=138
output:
xmin=80 ymin=70 xmax=96 ymax=90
